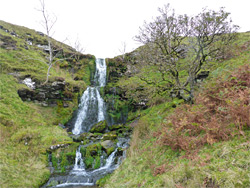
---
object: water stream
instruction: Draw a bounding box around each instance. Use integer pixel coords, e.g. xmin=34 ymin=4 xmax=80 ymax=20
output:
xmin=72 ymin=58 xmax=106 ymax=135
xmin=43 ymin=58 xmax=130 ymax=188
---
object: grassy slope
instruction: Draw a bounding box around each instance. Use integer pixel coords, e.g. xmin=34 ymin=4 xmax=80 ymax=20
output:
xmin=0 ymin=20 xmax=93 ymax=187
xmin=103 ymin=32 xmax=250 ymax=188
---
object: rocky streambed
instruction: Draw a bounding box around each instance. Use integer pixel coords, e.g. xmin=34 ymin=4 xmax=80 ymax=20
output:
xmin=42 ymin=121 xmax=132 ymax=187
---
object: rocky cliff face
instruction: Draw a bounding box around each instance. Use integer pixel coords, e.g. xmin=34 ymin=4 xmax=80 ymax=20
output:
xmin=105 ymin=51 xmax=148 ymax=115
xmin=17 ymin=78 xmax=78 ymax=107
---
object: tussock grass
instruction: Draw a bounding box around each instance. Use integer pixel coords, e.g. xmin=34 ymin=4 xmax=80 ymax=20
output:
xmin=103 ymin=32 xmax=250 ymax=188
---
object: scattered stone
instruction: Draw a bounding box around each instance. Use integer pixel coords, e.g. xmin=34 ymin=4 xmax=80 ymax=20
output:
xmin=10 ymin=32 xmax=17 ymax=37
xmin=49 ymin=143 xmax=69 ymax=151
xmin=27 ymin=40 xmax=32 ymax=45
xmin=8 ymin=72 xmax=20 ymax=78
xmin=59 ymin=123 xmax=65 ymax=129
xmin=37 ymin=31 xmax=44 ymax=36
xmin=63 ymin=102 xmax=69 ymax=108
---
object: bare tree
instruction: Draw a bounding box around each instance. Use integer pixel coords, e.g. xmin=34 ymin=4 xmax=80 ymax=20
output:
xmin=118 ymin=41 xmax=127 ymax=61
xmin=72 ymin=36 xmax=85 ymax=62
xmin=136 ymin=4 xmax=238 ymax=101
xmin=187 ymin=7 xmax=239 ymax=99
xmin=37 ymin=0 xmax=58 ymax=84
xmin=136 ymin=4 xmax=190 ymax=99
xmin=37 ymin=0 xmax=79 ymax=85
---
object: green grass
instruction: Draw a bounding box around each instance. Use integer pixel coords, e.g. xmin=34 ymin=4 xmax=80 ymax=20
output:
xmin=0 ymin=20 xmax=95 ymax=187
xmin=103 ymin=32 xmax=250 ymax=188
xmin=0 ymin=74 xmax=74 ymax=187
xmin=104 ymin=103 xmax=250 ymax=188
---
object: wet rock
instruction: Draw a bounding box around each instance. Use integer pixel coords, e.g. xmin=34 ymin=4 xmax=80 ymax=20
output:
xmin=90 ymin=120 xmax=107 ymax=133
xmin=116 ymin=147 xmax=124 ymax=156
xmin=100 ymin=140 xmax=115 ymax=151
xmin=108 ymin=124 xmax=124 ymax=131
xmin=87 ymin=143 xmax=102 ymax=156
xmin=70 ymin=132 xmax=89 ymax=142
xmin=102 ymin=132 xmax=117 ymax=141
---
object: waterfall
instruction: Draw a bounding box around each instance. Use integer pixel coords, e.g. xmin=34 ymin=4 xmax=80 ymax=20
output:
xmin=72 ymin=58 xmax=106 ymax=135
xmin=43 ymin=58 xmax=130 ymax=188
xmin=94 ymin=58 xmax=106 ymax=87
xmin=73 ymin=147 xmax=85 ymax=172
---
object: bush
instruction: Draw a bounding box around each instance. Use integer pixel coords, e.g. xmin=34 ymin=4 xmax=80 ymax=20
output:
xmin=158 ymin=65 xmax=250 ymax=152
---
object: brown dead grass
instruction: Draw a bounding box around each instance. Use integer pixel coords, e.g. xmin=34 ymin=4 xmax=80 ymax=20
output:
xmin=158 ymin=65 xmax=250 ymax=152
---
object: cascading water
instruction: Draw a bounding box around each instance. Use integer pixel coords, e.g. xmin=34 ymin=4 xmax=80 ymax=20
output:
xmin=43 ymin=58 xmax=131 ymax=188
xmin=72 ymin=59 xmax=106 ymax=135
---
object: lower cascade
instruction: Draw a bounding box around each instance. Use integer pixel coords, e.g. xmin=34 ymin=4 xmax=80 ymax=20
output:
xmin=43 ymin=58 xmax=131 ymax=188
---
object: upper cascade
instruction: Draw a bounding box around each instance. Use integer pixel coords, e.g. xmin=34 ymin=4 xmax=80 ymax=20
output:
xmin=72 ymin=58 xmax=106 ymax=135
xmin=94 ymin=58 xmax=106 ymax=87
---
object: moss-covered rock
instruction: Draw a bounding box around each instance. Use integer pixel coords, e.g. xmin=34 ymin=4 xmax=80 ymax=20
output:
xmin=87 ymin=143 xmax=103 ymax=156
xmin=101 ymin=140 xmax=115 ymax=156
xmin=49 ymin=143 xmax=79 ymax=173
xmin=70 ymin=132 xmax=89 ymax=142
xmin=90 ymin=120 xmax=107 ymax=133
xmin=106 ymin=147 xmax=115 ymax=156
xmin=102 ymin=131 xmax=117 ymax=141
xmin=108 ymin=124 xmax=124 ymax=131
xmin=80 ymin=143 xmax=103 ymax=169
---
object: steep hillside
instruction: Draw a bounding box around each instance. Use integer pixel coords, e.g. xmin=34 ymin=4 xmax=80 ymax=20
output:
xmin=0 ymin=20 xmax=95 ymax=187
xmin=101 ymin=32 xmax=250 ymax=187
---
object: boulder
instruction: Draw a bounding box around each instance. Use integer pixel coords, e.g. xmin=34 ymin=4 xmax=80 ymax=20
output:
xmin=108 ymin=124 xmax=124 ymax=131
xmin=18 ymin=88 xmax=35 ymax=101
xmin=70 ymin=132 xmax=88 ymax=142
xmin=90 ymin=120 xmax=107 ymax=133
xmin=100 ymin=140 xmax=115 ymax=156
xmin=100 ymin=140 xmax=115 ymax=150
xmin=102 ymin=131 xmax=117 ymax=141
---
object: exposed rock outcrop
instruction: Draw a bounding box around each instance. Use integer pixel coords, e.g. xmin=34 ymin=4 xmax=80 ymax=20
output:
xmin=18 ymin=80 xmax=80 ymax=107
